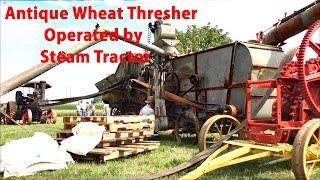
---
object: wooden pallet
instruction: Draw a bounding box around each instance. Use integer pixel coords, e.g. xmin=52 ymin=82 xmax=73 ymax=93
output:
xmin=71 ymin=141 xmax=160 ymax=162
xmin=62 ymin=115 xmax=155 ymax=125
xmin=56 ymin=115 xmax=158 ymax=162
xmin=56 ymin=128 xmax=155 ymax=140
xmin=61 ymin=116 xmax=155 ymax=132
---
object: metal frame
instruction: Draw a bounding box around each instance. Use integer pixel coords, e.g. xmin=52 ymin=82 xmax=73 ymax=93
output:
xmin=245 ymin=79 xmax=308 ymax=144
xmin=180 ymin=140 xmax=292 ymax=179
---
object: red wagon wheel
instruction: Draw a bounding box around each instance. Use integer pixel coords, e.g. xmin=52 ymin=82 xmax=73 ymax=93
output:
xmin=46 ymin=109 xmax=57 ymax=124
xmin=297 ymin=20 xmax=320 ymax=117
xmin=22 ymin=109 xmax=32 ymax=124
xmin=5 ymin=101 xmax=17 ymax=125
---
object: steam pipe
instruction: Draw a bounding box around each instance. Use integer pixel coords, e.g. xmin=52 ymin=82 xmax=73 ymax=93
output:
xmin=97 ymin=24 xmax=170 ymax=56
xmin=262 ymin=2 xmax=320 ymax=45
xmin=0 ymin=27 xmax=105 ymax=96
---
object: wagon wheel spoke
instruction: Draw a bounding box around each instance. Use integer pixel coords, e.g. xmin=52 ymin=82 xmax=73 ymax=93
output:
xmin=309 ymin=41 xmax=320 ymax=55
xmin=228 ymin=122 xmax=233 ymax=134
xmin=307 ymin=162 xmax=317 ymax=177
xmin=307 ymin=148 xmax=317 ymax=156
xmin=312 ymin=134 xmax=320 ymax=146
xmin=214 ymin=123 xmax=222 ymax=135
xmin=219 ymin=119 xmax=224 ymax=134
xmin=306 ymin=159 xmax=320 ymax=164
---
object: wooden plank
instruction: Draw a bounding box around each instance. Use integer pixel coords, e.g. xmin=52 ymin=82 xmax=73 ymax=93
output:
xmin=97 ymin=136 xmax=154 ymax=148
xmin=56 ymin=129 xmax=155 ymax=142
xmin=108 ymin=121 xmax=155 ymax=132
xmin=72 ymin=141 xmax=160 ymax=162
xmin=63 ymin=116 xmax=81 ymax=123
xmin=133 ymin=142 xmax=160 ymax=146
xmin=63 ymin=116 xmax=108 ymax=124
xmin=89 ymin=148 xmax=117 ymax=155
xmin=106 ymin=115 xmax=155 ymax=124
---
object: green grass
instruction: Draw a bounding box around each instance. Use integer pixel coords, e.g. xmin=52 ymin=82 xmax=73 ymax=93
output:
xmin=53 ymin=103 xmax=104 ymax=117
xmin=1 ymin=114 xmax=319 ymax=179
xmin=53 ymin=103 xmax=104 ymax=110
xmin=56 ymin=110 xmax=104 ymax=117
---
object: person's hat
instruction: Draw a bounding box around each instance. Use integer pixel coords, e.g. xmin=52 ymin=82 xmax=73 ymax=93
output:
xmin=145 ymin=96 xmax=154 ymax=103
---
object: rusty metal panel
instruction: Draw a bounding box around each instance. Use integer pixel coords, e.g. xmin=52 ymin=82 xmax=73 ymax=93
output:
xmin=173 ymin=55 xmax=196 ymax=101
xmin=173 ymin=42 xmax=284 ymax=119
xmin=247 ymin=43 xmax=284 ymax=98
xmin=207 ymin=90 xmax=228 ymax=105
xmin=174 ymin=55 xmax=195 ymax=91
xmin=232 ymin=44 xmax=252 ymax=84
xmin=229 ymin=42 xmax=284 ymax=117
xmin=197 ymin=46 xmax=233 ymax=88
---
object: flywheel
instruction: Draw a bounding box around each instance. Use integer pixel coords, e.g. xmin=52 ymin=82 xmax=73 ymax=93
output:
xmin=297 ymin=20 xmax=320 ymax=117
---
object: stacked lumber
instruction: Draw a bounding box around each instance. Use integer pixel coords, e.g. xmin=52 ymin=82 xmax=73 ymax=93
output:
xmin=56 ymin=115 xmax=159 ymax=162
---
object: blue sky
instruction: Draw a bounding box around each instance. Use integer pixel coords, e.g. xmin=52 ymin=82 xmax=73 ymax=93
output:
xmin=0 ymin=0 xmax=315 ymax=102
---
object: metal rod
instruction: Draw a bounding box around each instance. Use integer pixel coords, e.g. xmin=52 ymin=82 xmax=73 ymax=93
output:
xmin=97 ymin=24 xmax=169 ymax=56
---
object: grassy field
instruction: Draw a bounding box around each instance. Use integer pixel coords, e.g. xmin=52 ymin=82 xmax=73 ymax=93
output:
xmin=1 ymin=106 xmax=320 ymax=179
xmin=53 ymin=103 xmax=104 ymax=116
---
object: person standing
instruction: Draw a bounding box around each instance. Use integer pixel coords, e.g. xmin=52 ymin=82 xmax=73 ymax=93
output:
xmin=91 ymin=101 xmax=96 ymax=116
xmin=103 ymin=104 xmax=111 ymax=116
xmin=139 ymin=96 xmax=154 ymax=116
xmin=76 ymin=101 xmax=82 ymax=116
xmin=85 ymin=102 xmax=90 ymax=116
xmin=80 ymin=101 xmax=86 ymax=116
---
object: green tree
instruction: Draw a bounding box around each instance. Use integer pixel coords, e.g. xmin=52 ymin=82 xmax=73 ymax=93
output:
xmin=176 ymin=23 xmax=232 ymax=54
xmin=93 ymin=96 xmax=102 ymax=103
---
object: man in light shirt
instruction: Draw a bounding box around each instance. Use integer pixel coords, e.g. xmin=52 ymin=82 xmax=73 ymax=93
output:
xmin=103 ymin=104 xmax=111 ymax=116
xmin=139 ymin=96 xmax=154 ymax=116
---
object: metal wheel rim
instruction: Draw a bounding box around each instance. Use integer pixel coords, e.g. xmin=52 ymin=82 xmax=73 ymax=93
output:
xmin=292 ymin=119 xmax=320 ymax=180
xmin=198 ymin=115 xmax=243 ymax=152
xmin=22 ymin=109 xmax=32 ymax=125
xmin=47 ymin=109 xmax=57 ymax=124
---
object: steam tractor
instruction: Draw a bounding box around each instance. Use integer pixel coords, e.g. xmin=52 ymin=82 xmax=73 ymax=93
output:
xmin=4 ymin=81 xmax=57 ymax=124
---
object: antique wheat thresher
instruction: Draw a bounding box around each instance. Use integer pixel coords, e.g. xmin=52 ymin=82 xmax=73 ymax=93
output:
xmin=95 ymin=2 xmax=320 ymax=149
xmin=181 ymin=20 xmax=320 ymax=179
xmin=175 ymin=4 xmax=320 ymax=180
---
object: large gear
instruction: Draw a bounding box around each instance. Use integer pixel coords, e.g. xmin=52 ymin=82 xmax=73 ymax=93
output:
xmin=297 ymin=20 xmax=320 ymax=117
xmin=273 ymin=44 xmax=320 ymax=121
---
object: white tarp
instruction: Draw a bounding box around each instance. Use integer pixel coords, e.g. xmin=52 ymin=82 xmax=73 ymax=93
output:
xmin=60 ymin=122 xmax=105 ymax=156
xmin=0 ymin=132 xmax=74 ymax=178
